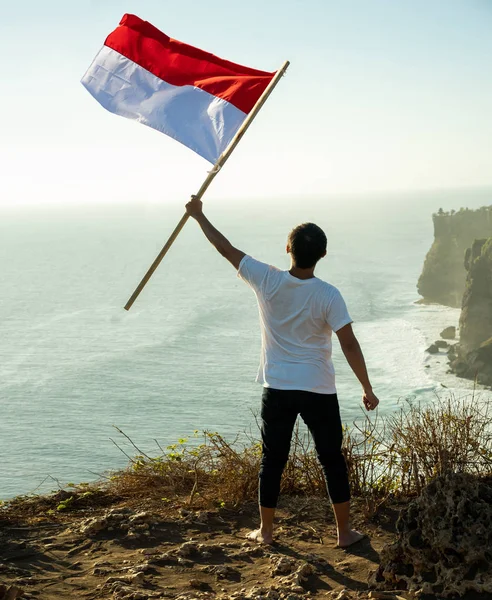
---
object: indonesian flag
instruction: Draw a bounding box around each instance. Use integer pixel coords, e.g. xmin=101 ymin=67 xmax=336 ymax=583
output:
xmin=82 ymin=14 xmax=276 ymax=164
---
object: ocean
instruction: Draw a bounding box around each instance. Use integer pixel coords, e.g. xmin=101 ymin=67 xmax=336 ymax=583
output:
xmin=1 ymin=189 xmax=491 ymax=500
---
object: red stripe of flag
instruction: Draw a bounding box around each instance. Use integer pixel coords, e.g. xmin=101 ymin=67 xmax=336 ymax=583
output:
xmin=104 ymin=14 xmax=276 ymax=115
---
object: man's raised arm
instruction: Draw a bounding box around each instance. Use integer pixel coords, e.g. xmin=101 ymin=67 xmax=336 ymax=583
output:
xmin=185 ymin=196 xmax=245 ymax=269
xmin=335 ymin=323 xmax=380 ymax=412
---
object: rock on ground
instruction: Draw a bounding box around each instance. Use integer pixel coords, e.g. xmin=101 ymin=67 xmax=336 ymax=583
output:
xmin=440 ymin=326 xmax=456 ymax=340
xmin=371 ymin=472 xmax=492 ymax=597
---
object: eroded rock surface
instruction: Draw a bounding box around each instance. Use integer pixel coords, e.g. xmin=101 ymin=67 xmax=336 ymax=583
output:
xmin=371 ymin=472 xmax=492 ymax=597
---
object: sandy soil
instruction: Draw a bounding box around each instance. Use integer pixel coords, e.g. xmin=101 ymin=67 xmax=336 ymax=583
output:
xmin=0 ymin=494 xmax=409 ymax=600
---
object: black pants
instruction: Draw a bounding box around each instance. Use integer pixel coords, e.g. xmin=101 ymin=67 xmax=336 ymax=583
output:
xmin=259 ymin=387 xmax=350 ymax=508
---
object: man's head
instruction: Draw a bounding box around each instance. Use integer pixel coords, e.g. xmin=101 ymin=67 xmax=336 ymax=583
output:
xmin=287 ymin=223 xmax=327 ymax=269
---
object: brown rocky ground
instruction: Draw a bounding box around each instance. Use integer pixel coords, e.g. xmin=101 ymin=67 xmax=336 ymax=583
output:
xmin=0 ymin=493 xmax=407 ymax=600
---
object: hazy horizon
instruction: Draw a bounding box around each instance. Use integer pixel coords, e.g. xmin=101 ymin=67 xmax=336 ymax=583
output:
xmin=2 ymin=184 xmax=492 ymax=211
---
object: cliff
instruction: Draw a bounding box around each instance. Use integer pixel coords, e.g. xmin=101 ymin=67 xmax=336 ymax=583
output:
xmin=417 ymin=205 xmax=492 ymax=307
xmin=449 ymin=237 xmax=492 ymax=386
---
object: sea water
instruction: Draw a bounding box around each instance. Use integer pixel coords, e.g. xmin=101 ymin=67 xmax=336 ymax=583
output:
xmin=1 ymin=189 xmax=491 ymax=500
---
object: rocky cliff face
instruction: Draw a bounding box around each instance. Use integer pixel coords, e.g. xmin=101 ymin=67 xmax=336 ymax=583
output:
xmin=449 ymin=237 xmax=492 ymax=386
xmin=417 ymin=206 xmax=492 ymax=307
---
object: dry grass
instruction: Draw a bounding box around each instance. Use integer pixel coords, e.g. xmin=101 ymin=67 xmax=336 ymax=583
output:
xmin=105 ymin=392 xmax=492 ymax=517
xmin=343 ymin=393 xmax=492 ymax=515
xmin=386 ymin=394 xmax=492 ymax=493
xmin=3 ymin=392 xmax=491 ymax=520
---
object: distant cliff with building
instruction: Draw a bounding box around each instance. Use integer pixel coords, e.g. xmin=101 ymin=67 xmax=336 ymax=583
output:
xmin=418 ymin=205 xmax=492 ymax=387
xmin=417 ymin=205 xmax=492 ymax=307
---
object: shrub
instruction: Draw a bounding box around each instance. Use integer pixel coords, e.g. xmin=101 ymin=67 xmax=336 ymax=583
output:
xmin=106 ymin=392 xmax=492 ymax=515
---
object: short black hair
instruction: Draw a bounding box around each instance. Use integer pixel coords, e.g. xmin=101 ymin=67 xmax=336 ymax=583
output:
xmin=288 ymin=223 xmax=327 ymax=269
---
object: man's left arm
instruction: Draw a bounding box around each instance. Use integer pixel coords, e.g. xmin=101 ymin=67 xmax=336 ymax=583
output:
xmin=186 ymin=196 xmax=245 ymax=269
xmin=336 ymin=323 xmax=380 ymax=412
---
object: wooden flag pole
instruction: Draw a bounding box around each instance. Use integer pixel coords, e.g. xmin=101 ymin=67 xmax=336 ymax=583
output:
xmin=124 ymin=60 xmax=290 ymax=311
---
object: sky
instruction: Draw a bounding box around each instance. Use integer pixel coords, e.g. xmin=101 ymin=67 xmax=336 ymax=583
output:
xmin=1 ymin=0 xmax=492 ymax=205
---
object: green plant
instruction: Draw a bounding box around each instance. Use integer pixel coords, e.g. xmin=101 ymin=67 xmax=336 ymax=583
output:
xmin=56 ymin=496 xmax=74 ymax=511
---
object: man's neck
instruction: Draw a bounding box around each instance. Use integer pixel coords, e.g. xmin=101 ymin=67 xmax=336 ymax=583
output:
xmin=289 ymin=265 xmax=316 ymax=280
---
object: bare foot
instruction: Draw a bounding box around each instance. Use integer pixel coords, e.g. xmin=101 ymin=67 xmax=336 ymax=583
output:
xmin=246 ymin=528 xmax=273 ymax=545
xmin=337 ymin=529 xmax=366 ymax=549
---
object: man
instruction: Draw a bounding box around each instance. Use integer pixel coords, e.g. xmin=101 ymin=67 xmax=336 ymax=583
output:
xmin=185 ymin=196 xmax=380 ymax=548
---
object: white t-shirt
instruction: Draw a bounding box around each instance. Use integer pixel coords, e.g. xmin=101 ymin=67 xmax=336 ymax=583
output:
xmin=238 ymin=255 xmax=352 ymax=394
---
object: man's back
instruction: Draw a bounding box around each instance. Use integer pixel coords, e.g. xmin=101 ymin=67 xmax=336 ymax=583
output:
xmin=238 ymin=255 xmax=352 ymax=394
xmin=185 ymin=196 xmax=379 ymax=547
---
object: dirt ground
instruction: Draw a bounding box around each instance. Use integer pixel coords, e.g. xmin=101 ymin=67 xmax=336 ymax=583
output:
xmin=0 ymin=492 xmax=411 ymax=600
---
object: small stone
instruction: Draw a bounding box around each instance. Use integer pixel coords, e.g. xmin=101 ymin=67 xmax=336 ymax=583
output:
xmin=80 ymin=516 xmax=108 ymax=535
xmin=195 ymin=511 xmax=209 ymax=523
xmin=178 ymin=541 xmax=199 ymax=557
xmin=215 ymin=565 xmax=239 ymax=581
xmin=93 ymin=567 xmax=112 ymax=576
xmin=130 ymin=573 xmax=144 ymax=586
xmin=426 ymin=343 xmax=439 ymax=354
xmin=434 ymin=340 xmax=449 ymax=349
xmin=130 ymin=562 xmax=150 ymax=573
xmin=177 ymin=557 xmax=194 ymax=567
xmin=440 ymin=326 xmax=456 ymax=340
xmin=129 ymin=511 xmax=152 ymax=523
xmin=297 ymin=562 xmax=314 ymax=579
xmin=140 ymin=548 xmax=159 ymax=556
xmin=271 ymin=556 xmax=295 ymax=575
xmin=198 ymin=565 xmax=213 ymax=573
xmin=105 ymin=571 xmax=145 ymax=586
xmin=93 ymin=560 xmax=111 ymax=568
